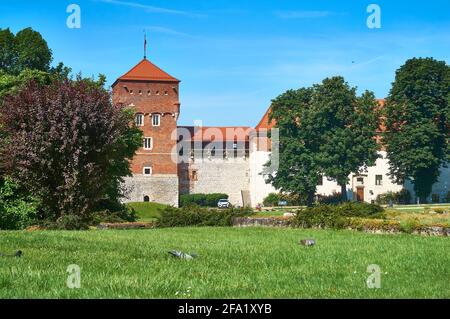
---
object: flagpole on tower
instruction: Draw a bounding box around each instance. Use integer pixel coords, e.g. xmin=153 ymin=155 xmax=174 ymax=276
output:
xmin=143 ymin=30 xmax=147 ymax=59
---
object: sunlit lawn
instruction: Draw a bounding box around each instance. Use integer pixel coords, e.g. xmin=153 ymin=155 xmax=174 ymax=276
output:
xmin=0 ymin=227 xmax=449 ymax=298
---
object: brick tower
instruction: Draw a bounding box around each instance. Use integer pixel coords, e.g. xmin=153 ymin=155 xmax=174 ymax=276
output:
xmin=112 ymin=58 xmax=180 ymax=206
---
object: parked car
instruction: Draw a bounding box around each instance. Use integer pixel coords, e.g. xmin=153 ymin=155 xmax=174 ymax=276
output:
xmin=217 ymin=199 xmax=231 ymax=208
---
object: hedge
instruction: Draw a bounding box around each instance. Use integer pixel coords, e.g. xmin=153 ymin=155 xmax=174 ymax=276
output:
xmin=156 ymin=205 xmax=253 ymax=227
xmin=179 ymin=193 xmax=228 ymax=207
xmin=291 ymin=202 xmax=385 ymax=229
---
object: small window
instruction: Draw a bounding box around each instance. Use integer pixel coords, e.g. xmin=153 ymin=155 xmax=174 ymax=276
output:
xmin=135 ymin=114 xmax=144 ymax=126
xmin=152 ymin=114 xmax=160 ymax=126
xmin=191 ymin=170 xmax=198 ymax=181
xmin=143 ymin=137 xmax=153 ymax=150
xmin=143 ymin=167 xmax=152 ymax=175
xmin=375 ymin=175 xmax=383 ymax=186
xmin=143 ymin=195 xmax=150 ymax=202
xmin=147 ymin=90 xmax=151 ymax=96
xmin=156 ymin=91 xmax=160 ymax=95
xmin=357 ymin=177 xmax=364 ymax=184
xmin=164 ymin=91 xmax=168 ymax=95
xmin=138 ymin=90 xmax=142 ymax=95
xmin=130 ymin=90 xmax=134 ymax=94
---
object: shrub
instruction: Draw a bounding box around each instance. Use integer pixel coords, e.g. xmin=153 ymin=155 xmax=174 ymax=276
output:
xmin=316 ymin=192 xmax=343 ymax=205
xmin=433 ymin=208 xmax=446 ymax=214
xmin=156 ymin=205 xmax=253 ymax=227
xmin=179 ymin=193 xmax=228 ymax=207
xmin=446 ymin=191 xmax=450 ymax=203
xmin=263 ymin=193 xmax=281 ymax=207
xmin=376 ymin=189 xmax=411 ymax=205
xmin=399 ymin=218 xmax=423 ymax=234
xmin=0 ymin=79 xmax=142 ymax=226
xmin=291 ymin=202 xmax=385 ymax=230
xmin=262 ymin=193 xmax=306 ymax=207
xmin=0 ymin=178 xmax=38 ymax=230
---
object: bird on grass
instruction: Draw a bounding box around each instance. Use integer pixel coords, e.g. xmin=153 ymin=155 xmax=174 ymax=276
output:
xmin=0 ymin=250 xmax=22 ymax=257
xmin=168 ymin=250 xmax=198 ymax=260
xmin=299 ymin=239 xmax=316 ymax=247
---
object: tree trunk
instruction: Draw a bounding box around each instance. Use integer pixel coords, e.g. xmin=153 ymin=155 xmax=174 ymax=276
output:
xmin=306 ymin=192 xmax=315 ymax=207
xmin=340 ymin=184 xmax=348 ymax=202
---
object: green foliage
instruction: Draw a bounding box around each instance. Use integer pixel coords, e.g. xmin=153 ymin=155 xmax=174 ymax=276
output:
xmin=265 ymin=88 xmax=320 ymax=206
xmin=0 ymin=79 xmax=142 ymax=228
xmin=0 ymin=27 xmax=53 ymax=74
xmin=156 ymin=205 xmax=253 ymax=227
xmin=399 ymin=217 xmax=423 ymax=234
xmin=383 ymin=58 xmax=450 ymax=202
xmin=291 ymin=202 xmax=385 ymax=229
xmin=265 ymin=77 xmax=379 ymax=204
xmin=0 ymin=28 xmax=17 ymax=74
xmin=312 ymin=79 xmax=380 ymax=200
xmin=263 ymin=193 xmax=281 ymax=206
xmin=0 ymin=178 xmax=38 ymax=229
xmin=262 ymin=192 xmax=305 ymax=206
xmin=179 ymin=193 xmax=229 ymax=207
xmin=376 ymin=189 xmax=411 ymax=205
xmin=316 ymin=192 xmax=344 ymax=205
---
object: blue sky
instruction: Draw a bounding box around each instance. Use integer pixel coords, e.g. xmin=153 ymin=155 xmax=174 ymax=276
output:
xmin=1 ymin=0 xmax=449 ymax=126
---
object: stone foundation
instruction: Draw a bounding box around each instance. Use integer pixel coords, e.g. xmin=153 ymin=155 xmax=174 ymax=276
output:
xmin=122 ymin=174 xmax=179 ymax=207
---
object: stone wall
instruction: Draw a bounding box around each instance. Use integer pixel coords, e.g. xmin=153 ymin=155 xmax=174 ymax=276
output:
xmin=179 ymin=157 xmax=250 ymax=206
xmin=122 ymin=174 xmax=179 ymax=207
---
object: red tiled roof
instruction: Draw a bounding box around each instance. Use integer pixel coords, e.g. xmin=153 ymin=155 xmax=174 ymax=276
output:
xmin=255 ymin=107 xmax=276 ymax=131
xmin=178 ymin=126 xmax=252 ymax=142
xmin=116 ymin=58 xmax=179 ymax=83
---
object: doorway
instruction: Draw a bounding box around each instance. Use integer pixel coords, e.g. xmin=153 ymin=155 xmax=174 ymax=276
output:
xmin=356 ymin=188 xmax=364 ymax=202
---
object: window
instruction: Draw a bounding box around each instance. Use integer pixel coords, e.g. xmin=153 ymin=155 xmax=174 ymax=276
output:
xmin=147 ymin=90 xmax=151 ymax=96
xmin=152 ymin=114 xmax=160 ymax=126
xmin=143 ymin=167 xmax=152 ymax=175
xmin=138 ymin=90 xmax=142 ymax=95
xmin=357 ymin=177 xmax=364 ymax=184
xmin=135 ymin=114 xmax=144 ymax=126
xmin=375 ymin=175 xmax=383 ymax=186
xmin=143 ymin=195 xmax=150 ymax=202
xmin=164 ymin=91 xmax=168 ymax=95
xmin=143 ymin=137 xmax=153 ymax=150
xmin=156 ymin=91 xmax=160 ymax=95
xmin=191 ymin=170 xmax=198 ymax=181
xmin=130 ymin=90 xmax=134 ymax=94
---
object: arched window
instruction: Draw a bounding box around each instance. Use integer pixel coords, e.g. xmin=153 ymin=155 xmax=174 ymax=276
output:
xmin=143 ymin=196 xmax=150 ymax=202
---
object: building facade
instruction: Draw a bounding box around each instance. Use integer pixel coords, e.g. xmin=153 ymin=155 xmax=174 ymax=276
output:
xmin=115 ymin=58 xmax=450 ymax=207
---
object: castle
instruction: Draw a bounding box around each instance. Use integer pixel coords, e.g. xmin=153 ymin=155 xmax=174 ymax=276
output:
xmin=113 ymin=58 xmax=450 ymax=207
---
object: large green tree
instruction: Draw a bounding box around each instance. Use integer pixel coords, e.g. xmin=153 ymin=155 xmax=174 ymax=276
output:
xmin=383 ymin=58 xmax=450 ymax=203
xmin=312 ymin=77 xmax=380 ymax=201
xmin=265 ymin=77 xmax=380 ymax=204
xmin=0 ymin=27 xmax=52 ymax=75
xmin=265 ymin=88 xmax=322 ymax=206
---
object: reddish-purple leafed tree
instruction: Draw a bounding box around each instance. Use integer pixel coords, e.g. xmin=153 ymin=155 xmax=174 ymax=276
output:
xmin=0 ymin=79 xmax=142 ymax=221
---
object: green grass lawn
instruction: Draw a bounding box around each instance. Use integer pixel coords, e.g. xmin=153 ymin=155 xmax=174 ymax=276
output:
xmin=126 ymin=202 xmax=168 ymax=221
xmin=391 ymin=204 xmax=450 ymax=213
xmin=0 ymin=227 xmax=449 ymax=298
